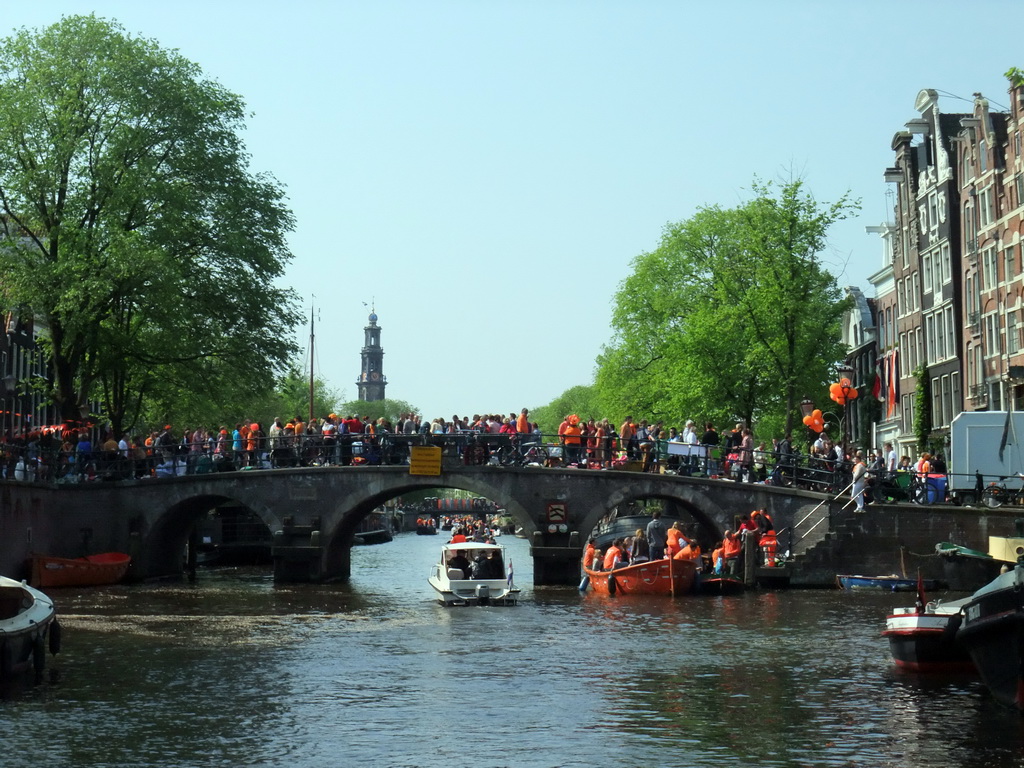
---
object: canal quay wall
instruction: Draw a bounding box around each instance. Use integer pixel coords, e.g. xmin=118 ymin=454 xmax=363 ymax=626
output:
xmin=1 ymin=476 xmax=1022 ymax=587
xmin=787 ymin=500 xmax=1024 ymax=587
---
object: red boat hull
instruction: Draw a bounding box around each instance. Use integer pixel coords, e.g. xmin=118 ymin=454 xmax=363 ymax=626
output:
xmin=30 ymin=552 xmax=131 ymax=588
xmin=584 ymin=558 xmax=697 ymax=596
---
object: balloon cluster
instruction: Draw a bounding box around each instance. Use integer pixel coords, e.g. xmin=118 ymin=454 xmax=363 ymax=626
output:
xmin=802 ymin=408 xmax=825 ymax=434
xmin=829 ymin=378 xmax=859 ymax=406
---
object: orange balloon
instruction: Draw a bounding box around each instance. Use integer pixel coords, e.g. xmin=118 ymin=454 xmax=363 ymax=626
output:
xmin=847 ymin=388 xmax=859 ymax=400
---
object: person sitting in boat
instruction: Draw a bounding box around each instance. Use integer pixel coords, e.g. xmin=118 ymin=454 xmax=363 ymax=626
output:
xmin=582 ymin=538 xmax=598 ymax=570
xmin=449 ymin=528 xmax=468 ymax=544
xmin=711 ymin=541 xmax=725 ymax=574
xmin=447 ymin=550 xmax=472 ymax=579
xmin=630 ymin=529 xmax=650 ymax=564
xmin=472 ymin=550 xmax=503 ymax=579
xmin=603 ymin=538 xmax=628 ymax=570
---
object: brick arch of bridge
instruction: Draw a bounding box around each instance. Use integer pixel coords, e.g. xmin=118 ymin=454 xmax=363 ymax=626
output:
xmin=577 ymin=483 xmax=737 ymax=546
xmin=316 ymin=474 xmax=537 ymax=579
xmin=141 ymin=489 xmax=284 ymax=579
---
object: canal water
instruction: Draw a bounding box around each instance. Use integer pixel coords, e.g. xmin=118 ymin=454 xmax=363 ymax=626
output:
xmin=2 ymin=532 xmax=1023 ymax=768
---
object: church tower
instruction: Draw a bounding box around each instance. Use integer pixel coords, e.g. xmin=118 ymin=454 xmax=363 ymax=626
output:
xmin=356 ymin=308 xmax=386 ymax=401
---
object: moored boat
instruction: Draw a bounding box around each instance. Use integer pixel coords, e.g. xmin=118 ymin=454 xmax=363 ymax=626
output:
xmin=957 ymin=562 xmax=1024 ymax=711
xmin=696 ymin=573 xmax=746 ymax=595
xmin=883 ymin=597 xmax=973 ymax=673
xmin=30 ymin=552 xmax=131 ymax=588
xmin=837 ymin=574 xmax=940 ymax=592
xmin=428 ymin=542 xmax=519 ymax=606
xmin=583 ymin=557 xmax=697 ymax=596
xmin=935 ymin=541 xmax=1013 ymax=592
xmin=0 ymin=575 xmax=59 ymax=679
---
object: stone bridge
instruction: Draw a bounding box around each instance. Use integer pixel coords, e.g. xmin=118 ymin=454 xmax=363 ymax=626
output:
xmin=0 ymin=465 xmax=844 ymax=585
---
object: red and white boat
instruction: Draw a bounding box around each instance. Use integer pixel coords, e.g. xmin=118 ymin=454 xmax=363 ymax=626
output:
xmin=883 ymin=596 xmax=974 ymax=673
xmin=583 ymin=557 xmax=698 ymax=596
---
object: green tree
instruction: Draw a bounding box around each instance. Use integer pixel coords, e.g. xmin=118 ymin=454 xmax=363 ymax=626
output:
xmin=0 ymin=16 xmax=299 ymax=435
xmin=597 ymin=179 xmax=856 ymax=436
xmin=531 ymin=384 xmax=603 ymax=435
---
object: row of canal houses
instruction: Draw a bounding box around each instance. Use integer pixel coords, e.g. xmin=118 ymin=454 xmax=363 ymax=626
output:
xmin=848 ymin=84 xmax=1024 ymax=459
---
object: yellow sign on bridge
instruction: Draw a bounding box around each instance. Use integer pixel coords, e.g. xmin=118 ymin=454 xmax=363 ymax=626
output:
xmin=409 ymin=445 xmax=443 ymax=476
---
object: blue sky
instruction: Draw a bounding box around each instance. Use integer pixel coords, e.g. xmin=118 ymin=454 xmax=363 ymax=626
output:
xmin=3 ymin=1 xmax=1017 ymax=419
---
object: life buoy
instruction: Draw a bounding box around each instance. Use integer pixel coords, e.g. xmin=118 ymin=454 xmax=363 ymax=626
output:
xmin=607 ymin=573 xmax=617 ymax=595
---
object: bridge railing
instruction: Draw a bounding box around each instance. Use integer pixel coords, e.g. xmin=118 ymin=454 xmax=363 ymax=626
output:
xmin=0 ymin=431 xmax=861 ymax=492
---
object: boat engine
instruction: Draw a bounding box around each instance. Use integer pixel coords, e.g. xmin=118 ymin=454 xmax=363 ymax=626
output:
xmin=475 ymin=584 xmax=490 ymax=605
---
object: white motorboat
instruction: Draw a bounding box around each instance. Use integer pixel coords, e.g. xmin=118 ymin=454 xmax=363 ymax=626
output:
xmin=0 ymin=575 xmax=59 ymax=679
xmin=428 ymin=542 xmax=520 ymax=606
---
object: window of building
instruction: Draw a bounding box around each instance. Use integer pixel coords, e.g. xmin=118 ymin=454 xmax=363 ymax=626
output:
xmin=1010 ymin=310 xmax=1021 ymax=355
xmin=985 ymin=313 xmax=1002 ymax=356
xmin=925 ymin=314 xmax=936 ymax=364
xmin=983 ymin=247 xmax=997 ymax=291
xmin=929 ymin=192 xmax=939 ymax=232
xmin=980 ymin=185 xmax=994 ymax=227
xmin=941 ymin=375 xmax=952 ymax=427
xmin=912 ymin=272 xmax=920 ymax=310
xmin=951 ymin=370 xmax=961 ymax=414
xmin=931 ymin=377 xmax=942 ymax=429
xmin=922 ymin=252 xmax=932 ymax=294
xmin=945 ymin=305 xmax=955 ymax=361
xmin=915 ymin=327 xmax=924 ymax=370
xmin=964 ymin=201 xmax=976 ymax=253
xmin=902 ymin=394 xmax=914 ymax=432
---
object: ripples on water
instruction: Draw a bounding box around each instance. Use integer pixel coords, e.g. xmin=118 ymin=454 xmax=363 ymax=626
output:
xmin=2 ymin=532 xmax=1024 ymax=768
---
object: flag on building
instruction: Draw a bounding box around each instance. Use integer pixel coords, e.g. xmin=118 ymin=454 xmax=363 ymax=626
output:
xmin=873 ymin=356 xmax=884 ymax=402
xmin=887 ymin=350 xmax=899 ymax=418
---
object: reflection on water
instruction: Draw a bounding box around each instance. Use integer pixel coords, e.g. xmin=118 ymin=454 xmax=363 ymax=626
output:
xmin=2 ymin=532 xmax=1023 ymax=768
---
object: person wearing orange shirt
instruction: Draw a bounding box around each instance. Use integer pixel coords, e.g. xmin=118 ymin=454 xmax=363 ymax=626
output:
xmin=516 ymin=408 xmax=530 ymax=437
xmin=674 ymin=540 xmax=701 ymax=562
xmin=665 ymin=522 xmax=687 ymax=557
xmin=603 ymin=538 xmax=626 ymax=570
xmin=582 ymin=538 xmax=598 ymax=570
xmin=563 ymin=417 xmax=582 ymax=465
xmin=722 ymin=530 xmax=742 ymax=576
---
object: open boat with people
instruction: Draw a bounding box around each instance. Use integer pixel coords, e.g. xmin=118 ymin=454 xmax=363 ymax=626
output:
xmin=957 ymin=561 xmax=1024 ymax=710
xmin=428 ymin=542 xmax=519 ymax=606
xmin=0 ymin=575 xmax=59 ymax=679
xmin=30 ymin=552 xmax=131 ymax=588
xmin=583 ymin=557 xmax=698 ymax=596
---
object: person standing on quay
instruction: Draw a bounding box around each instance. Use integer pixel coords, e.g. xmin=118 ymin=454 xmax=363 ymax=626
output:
xmin=851 ymin=451 xmax=868 ymax=512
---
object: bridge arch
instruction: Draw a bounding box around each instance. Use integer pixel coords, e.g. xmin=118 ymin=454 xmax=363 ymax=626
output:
xmin=142 ymin=489 xmax=284 ymax=578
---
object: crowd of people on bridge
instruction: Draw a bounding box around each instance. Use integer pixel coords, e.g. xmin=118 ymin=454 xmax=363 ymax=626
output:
xmin=1 ymin=407 xmax=951 ymax=512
